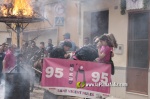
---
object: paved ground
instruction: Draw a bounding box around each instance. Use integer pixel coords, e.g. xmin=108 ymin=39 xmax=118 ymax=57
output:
xmin=30 ymin=87 xmax=84 ymax=99
xmin=0 ymin=84 xmax=44 ymax=99
xmin=0 ymin=84 xmax=84 ymax=99
xmin=30 ymin=87 xmax=121 ymax=99
xmin=30 ymin=88 xmax=44 ymax=99
xmin=0 ymin=84 xmax=4 ymax=99
xmin=0 ymin=81 xmax=121 ymax=99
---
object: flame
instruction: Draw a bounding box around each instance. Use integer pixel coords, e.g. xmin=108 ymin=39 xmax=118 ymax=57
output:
xmin=13 ymin=0 xmax=33 ymax=16
xmin=0 ymin=4 xmax=8 ymax=16
xmin=0 ymin=0 xmax=33 ymax=17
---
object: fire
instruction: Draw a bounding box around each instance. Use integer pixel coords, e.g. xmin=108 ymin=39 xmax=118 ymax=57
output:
xmin=0 ymin=0 xmax=33 ymax=17
xmin=13 ymin=0 xmax=33 ymax=16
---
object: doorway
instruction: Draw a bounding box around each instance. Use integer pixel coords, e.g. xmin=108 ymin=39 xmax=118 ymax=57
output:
xmin=91 ymin=10 xmax=109 ymax=43
xmin=127 ymin=12 xmax=149 ymax=95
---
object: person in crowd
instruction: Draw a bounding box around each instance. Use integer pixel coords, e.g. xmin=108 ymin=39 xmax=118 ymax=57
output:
xmin=106 ymin=33 xmax=118 ymax=48
xmin=50 ymin=41 xmax=72 ymax=59
xmin=0 ymin=46 xmax=5 ymax=84
xmin=1 ymin=43 xmax=8 ymax=53
xmin=21 ymin=42 xmax=29 ymax=53
xmin=3 ymin=44 xmax=17 ymax=72
xmin=72 ymin=44 xmax=98 ymax=62
xmin=59 ymin=33 xmax=76 ymax=52
xmin=16 ymin=54 xmax=25 ymax=66
xmin=39 ymin=42 xmax=47 ymax=58
xmin=26 ymin=41 xmax=39 ymax=91
xmin=83 ymin=37 xmax=91 ymax=46
xmin=28 ymin=40 xmax=34 ymax=47
xmin=96 ymin=34 xmax=113 ymax=63
xmin=96 ymin=34 xmax=118 ymax=62
xmin=33 ymin=42 xmax=47 ymax=83
xmin=93 ymin=36 xmax=99 ymax=48
xmin=33 ymin=42 xmax=47 ymax=66
xmin=71 ymin=36 xmax=99 ymax=62
xmin=96 ymin=33 xmax=118 ymax=75
xmin=21 ymin=42 xmax=29 ymax=62
xmin=27 ymin=41 xmax=39 ymax=64
xmin=46 ymin=39 xmax=54 ymax=57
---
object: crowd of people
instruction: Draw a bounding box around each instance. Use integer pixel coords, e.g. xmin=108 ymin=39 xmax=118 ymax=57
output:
xmin=0 ymin=32 xmax=117 ymax=87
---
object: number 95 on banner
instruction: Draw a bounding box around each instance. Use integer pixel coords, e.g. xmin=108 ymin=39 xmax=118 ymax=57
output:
xmin=45 ymin=67 xmax=64 ymax=78
xmin=45 ymin=66 xmax=109 ymax=84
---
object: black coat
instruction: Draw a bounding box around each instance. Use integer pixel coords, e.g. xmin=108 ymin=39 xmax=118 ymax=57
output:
xmin=0 ymin=52 xmax=5 ymax=71
xmin=50 ymin=47 xmax=67 ymax=59
xmin=75 ymin=45 xmax=98 ymax=61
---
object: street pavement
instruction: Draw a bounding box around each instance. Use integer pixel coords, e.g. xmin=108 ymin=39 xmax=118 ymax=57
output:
xmin=0 ymin=81 xmax=121 ymax=99
xmin=30 ymin=88 xmax=44 ymax=99
xmin=0 ymin=83 xmax=44 ymax=99
xmin=0 ymin=81 xmax=4 ymax=99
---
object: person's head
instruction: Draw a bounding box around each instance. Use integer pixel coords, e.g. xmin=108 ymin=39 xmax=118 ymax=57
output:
xmin=63 ymin=41 xmax=72 ymax=51
xmin=40 ymin=42 xmax=45 ymax=49
xmin=17 ymin=54 xmax=24 ymax=62
xmin=84 ymin=37 xmax=90 ymax=45
xmin=99 ymin=34 xmax=112 ymax=47
xmin=8 ymin=44 xmax=17 ymax=53
xmin=31 ymin=41 xmax=36 ymax=47
xmin=48 ymin=39 xmax=52 ymax=45
xmin=24 ymin=42 xmax=28 ymax=47
xmin=63 ymin=33 xmax=70 ymax=40
xmin=29 ymin=40 xmax=32 ymax=45
xmin=93 ymin=36 xmax=99 ymax=43
xmin=2 ymin=43 xmax=6 ymax=47
xmin=22 ymin=42 xmax=28 ymax=48
xmin=107 ymin=33 xmax=118 ymax=48
xmin=2 ymin=43 xmax=8 ymax=52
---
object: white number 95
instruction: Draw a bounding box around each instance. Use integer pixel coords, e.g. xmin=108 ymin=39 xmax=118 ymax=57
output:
xmin=45 ymin=67 xmax=64 ymax=78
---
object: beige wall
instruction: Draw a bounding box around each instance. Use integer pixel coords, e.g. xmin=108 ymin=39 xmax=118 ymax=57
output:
xmin=0 ymin=23 xmax=11 ymax=44
xmin=60 ymin=0 xmax=79 ymax=46
xmin=108 ymin=0 xmax=128 ymax=98
xmin=23 ymin=0 xmax=79 ymax=47
xmin=81 ymin=0 xmax=128 ymax=67
xmin=24 ymin=29 xmax=58 ymax=46
xmin=109 ymin=0 xmax=128 ymax=67
xmin=0 ymin=23 xmax=7 ymax=31
xmin=0 ymin=32 xmax=11 ymax=44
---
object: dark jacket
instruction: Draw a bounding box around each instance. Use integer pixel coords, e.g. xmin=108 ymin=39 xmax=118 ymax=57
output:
xmin=74 ymin=45 xmax=98 ymax=61
xmin=0 ymin=52 xmax=5 ymax=71
xmin=59 ymin=40 xmax=76 ymax=51
xmin=50 ymin=47 xmax=67 ymax=59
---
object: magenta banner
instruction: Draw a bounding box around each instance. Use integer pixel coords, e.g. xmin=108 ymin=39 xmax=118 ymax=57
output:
xmin=41 ymin=58 xmax=111 ymax=98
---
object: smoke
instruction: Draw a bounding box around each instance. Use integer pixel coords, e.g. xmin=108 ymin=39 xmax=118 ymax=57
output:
xmin=83 ymin=0 xmax=111 ymax=45
xmin=0 ymin=70 xmax=13 ymax=99
xmin=1 ymin=62 xmax=40 ymax=99
xmin=0 ymin=79 xmax=5 ymax=99
xmin=0 ymin=49 xmax=41 ymax=99
xmin=0 ymin=0 xmax=114 ymax=97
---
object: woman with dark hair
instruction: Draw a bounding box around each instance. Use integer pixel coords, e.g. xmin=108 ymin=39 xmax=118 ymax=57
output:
xmin=96 ymin=33 xmax=117 ymax=75
xmin=96 ymin=34 xmax=113 ymax=63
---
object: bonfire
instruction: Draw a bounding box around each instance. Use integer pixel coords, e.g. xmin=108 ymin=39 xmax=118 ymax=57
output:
xmin=0 ymin=0 xmax=36 ymax=18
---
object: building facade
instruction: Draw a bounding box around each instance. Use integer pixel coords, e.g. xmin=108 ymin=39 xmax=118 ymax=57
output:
xmin=0 ymin=0 xmax=149 ymax=99
xmin=79 ymin=0 xmax=150 ymax=99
